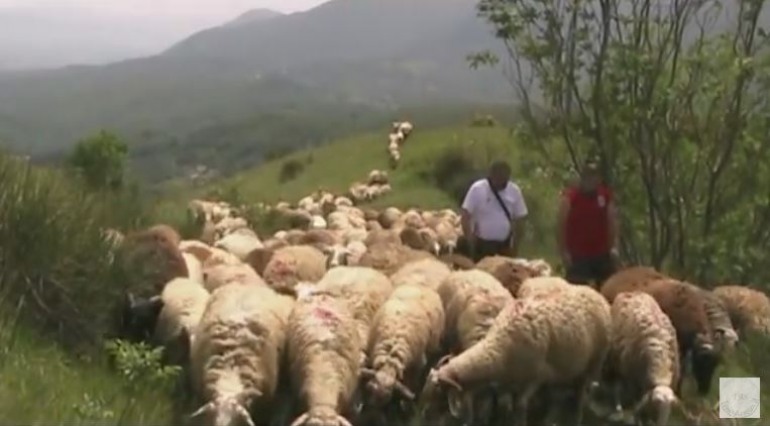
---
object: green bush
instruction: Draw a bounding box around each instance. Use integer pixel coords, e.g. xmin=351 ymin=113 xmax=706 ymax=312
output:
xmin=278 ymin=158 xmax=306 ymax=183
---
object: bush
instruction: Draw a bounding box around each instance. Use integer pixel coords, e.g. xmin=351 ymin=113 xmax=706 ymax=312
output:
xmin=424 ymin=146 xmax=480 ymax=205
xmin=278 ymin=158 xmax=306 ymax=183
xmin=0 ymin=153 xmax=154 ymax=349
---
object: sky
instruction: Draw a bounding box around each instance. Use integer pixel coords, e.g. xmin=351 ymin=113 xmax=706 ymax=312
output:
xmin=0 ymin=0 xmax=332 ymax=70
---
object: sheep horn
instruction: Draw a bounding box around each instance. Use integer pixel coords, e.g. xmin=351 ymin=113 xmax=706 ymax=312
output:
xmin=290 ymin=413 xmax=309 ymax=426
xmin=336 ymin=414 xmax=354 ymax=426
xmin=394 ymin=380 xmax=416 ymax=400
xmin=235 ymin=404 xmax=256 ymax=426
xmin=189 ymin=401 xmax=215 ymax=419
xmin=437 ymin=374 xmax=463 ymax=392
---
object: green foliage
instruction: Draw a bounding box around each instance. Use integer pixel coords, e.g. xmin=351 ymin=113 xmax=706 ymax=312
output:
xmin=279 ymin=158 xmax=307 ymax=183
xmin=68 ymin=131 xmax=129 ymax=190
xmin=104 ymin=340 xmax=181 ymax=394
xmin=474 ymin=0 xmax=770 ymax=285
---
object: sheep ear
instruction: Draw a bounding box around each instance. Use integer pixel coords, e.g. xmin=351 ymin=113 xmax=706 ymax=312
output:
xmin=447 ymin=389 xmax=464 ymax=418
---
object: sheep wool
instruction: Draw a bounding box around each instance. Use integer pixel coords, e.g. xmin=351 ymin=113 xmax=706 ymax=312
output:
xmin=189 ymin=284 xmax=295 ymax=426
xmin=364 ymin=284 xmax=445 ymax=406
xmin=261 ymin=245 xmax=328 ymax=295
xmin=117 ymin=225 xmax=189 ymax=295
xmin=425 ymin=284 xmax=611 ymax=426
xmin=287 ymin=292 xmax=361 ymax=426
xmin=314 ymin=266 xmax=394 ymax=353
xmin=153 ymin=277 xmax=210 ymax=365
xmin=183 ymin=252 xmax=205 ymax=285
xmin=389 ymin=258 xmax=452 ymax=292
xmin=180 ymin=240 xmax=216 ymax=264
xmin=712 ymin=285 xmax=770 ymax=337
xmin=516 ymin=276 xmax=572 ymax=299
xmin=203 ymin=263 xmax=266 ymax=293
xmin=477 ymin=256 xmax=538 ymax=297
xmin=358 ymin=241 xmax=433 ymax=276
xmin=606 ymin=291 xmax=680 ymax=426
xmin=214 ymin=232 xmax=264 ymax=262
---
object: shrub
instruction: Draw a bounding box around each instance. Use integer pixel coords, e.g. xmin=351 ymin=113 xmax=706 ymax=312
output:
xmin=424 ymin=146 xmax=480 ymax=205
xmin=278 ymin=158 xmax=305 ymax=183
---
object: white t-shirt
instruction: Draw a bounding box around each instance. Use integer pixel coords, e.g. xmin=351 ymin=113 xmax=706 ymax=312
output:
xmin=461 ymin=178 xmax=528 ymax=241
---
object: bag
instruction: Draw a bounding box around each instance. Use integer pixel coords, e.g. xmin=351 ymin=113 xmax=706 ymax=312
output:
xmin=486 ymin=178 xmax=512 ymax=221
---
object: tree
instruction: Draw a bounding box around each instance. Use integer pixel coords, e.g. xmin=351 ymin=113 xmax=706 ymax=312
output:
xmin=471 ymin=0 xmax=770 ymax=284
xmin=68 ymin=131 xmax=129 ymax=191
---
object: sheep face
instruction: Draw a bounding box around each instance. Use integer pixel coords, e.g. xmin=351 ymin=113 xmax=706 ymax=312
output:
xmin=117 ymin=293 xmax=164 ymax=343
xmin=290 ymin=408 xmax=353 ymax=426
xmin=690 ymin=350 xmax=721 ymax=395
xmin=190 ymin=396 xmax=256 ymax=426
xmin=650 ymin=385 xmax=675 ymax=426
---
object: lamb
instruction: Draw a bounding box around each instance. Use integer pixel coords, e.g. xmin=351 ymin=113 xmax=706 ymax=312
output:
xmin=358 ymin=242 xmax=433 ymax=276
xmin=599 ymin=291 xmax=682 ymax=426
xmin=389 ymin=258 xmax=452 ymax=292
xmin=423 ymin=284 xmax=612 ymax=426
xmin=153 ymin=277 xmax=210 ymax=366
xmin=214 ymin=231 xmax=264 ymax=262
xmin=286 ymin=291 xmax=362 ymax=426
xmin=361 ymin=284 xmax=445 ymax=420
xmin=314 ymin=266 xmax=394 ymax=357
xmin=256 ymin=245 xmax=328 ymax=295
xmin=712 ymin=285 xmax=770 ymax=338
xmin=188 ymin=284 xmax=295 ymax=426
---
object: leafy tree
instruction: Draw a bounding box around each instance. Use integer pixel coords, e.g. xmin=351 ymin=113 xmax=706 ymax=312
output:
xmin=471 ymin=0 xmax=770 ymax=284
xmin=68 ymin=131 xmax=129 ymax=190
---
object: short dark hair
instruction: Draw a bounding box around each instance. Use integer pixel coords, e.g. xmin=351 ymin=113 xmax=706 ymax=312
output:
xmin=489 ymin=160 xmax=511 ymax=175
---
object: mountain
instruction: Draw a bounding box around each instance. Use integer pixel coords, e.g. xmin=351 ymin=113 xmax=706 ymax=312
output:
xmin=225 ymin=9 xmax=284 ymax=28
xmin=0 ymin=0 xmax=509 ymax=158
xmin=0 ymin=5 xmax=224 ymax=71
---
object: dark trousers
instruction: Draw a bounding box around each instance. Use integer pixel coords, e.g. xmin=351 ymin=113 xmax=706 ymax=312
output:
xmin=457 ymin=235 xmax=511 ymax=263
xmin=565 ymin=253 xmax=617 ymax=287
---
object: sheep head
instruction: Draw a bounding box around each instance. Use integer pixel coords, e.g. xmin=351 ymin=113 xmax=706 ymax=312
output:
xmin=190 ymin=394 xmax=257 ymax=426
xmin=360 ymin=367 xmax=415 ymax=406
xmin=289 ymin=408 xmax=353 ymax=426
xmin=117 ymin=293 xmax=163 ymax=343
xmin=419 ymin=355 xmax=469 ymax=420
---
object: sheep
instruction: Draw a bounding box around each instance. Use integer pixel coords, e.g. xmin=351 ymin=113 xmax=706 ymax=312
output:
xmin=153 ymin=277 xmax=210 ymax=366
xmin=286 ymin=291 xmax=362 ymax=426
xmin=422 ymin=284 xmax=612 ymax=426
xmin=298 ymin=229 xmax=343 ymax=251
xmin=476 ymin=256 xmax=538 ymax=297
xmin=389 ymin=258 xmax=452 ymax=292
xmin=203 ymin=263 xmax=266 ymax=293
xmin=433 ymin=220 xmax=460 ymax=254
xmin=378 ymin=207 xmax=402 ymax=229
xmin=438 ymin=254 xmax=476 ymax=271
xmin=183 ymin=252 xmax=205 ymax=285
xmin=258 ymin=245 xmax=328 ymax=295
xmin=598 ymin=291 xmax=682 ymax=426
xmin=516 ymin=276 xmax=572 ymax=299
xmin=314 ymin=266 xmax=394 ymax=359
xmin=368 ymin=169 xmax=389 ymax=186
xmin=117 ymin=224 xmax=189 ymax=295
xmin=399 ymin=228 xmax=439 ymax=254
xmin=310 ymin=215 xmax=327 ymax=230
xmin=326 ymin=241 xmax=368 ymax=268
xmin=181 ymin=240 xmax=216 ymax=264
xmin=360 ymin=284 xmax=445 ymax=422
xmin=214 ymin=217 xmax=250 ymax=239
xmin=358 ymin=242 xmax=434 ymax=276
xmin=188 ymin=284 xmax=295 ymax=426
xmin=364 ymin=230 xmax=401 ymax=247
xmin=397 ymin=121 xmax=414 ymax=139
xmin=214 ymin=232 xmax=264 ymax=262
xmin=600 ymin=271 xmax=715 ymax=395
xmin=712 ymin=285 xmax=770 ymax=338
xmin=203 ymin=247 xmax=243 ymax=269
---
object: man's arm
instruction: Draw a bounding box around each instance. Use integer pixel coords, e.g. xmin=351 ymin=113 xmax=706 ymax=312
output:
xmin=510 ymin=186 xmax=529 ymax=257
xmin=460 ymin=184 xmax=478 ymax=242
xmin=556 ymin=193 xmax=571 ymax=266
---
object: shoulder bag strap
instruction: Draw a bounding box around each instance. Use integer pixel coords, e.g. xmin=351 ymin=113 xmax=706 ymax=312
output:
xmin=487 ymin=178 xmax=512 ymax=221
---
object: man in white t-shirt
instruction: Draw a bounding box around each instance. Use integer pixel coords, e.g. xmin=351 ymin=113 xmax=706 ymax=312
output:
xmin=460 ymin=160 xmax=528 ymax=261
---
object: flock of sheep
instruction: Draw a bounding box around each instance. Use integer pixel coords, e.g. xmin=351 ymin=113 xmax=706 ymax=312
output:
xmin=107 ymin=188 xmax=770 ymax=426
xmin=386 ymin=121 xmax=413 ymax=169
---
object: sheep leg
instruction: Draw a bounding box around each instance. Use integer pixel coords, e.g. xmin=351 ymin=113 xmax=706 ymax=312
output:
xmin=515 ymin=381 xmax=542 ymax=426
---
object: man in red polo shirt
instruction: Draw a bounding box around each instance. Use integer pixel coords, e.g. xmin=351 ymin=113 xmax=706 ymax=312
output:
xmin=557 ymin=160 xmax=619 ymax=286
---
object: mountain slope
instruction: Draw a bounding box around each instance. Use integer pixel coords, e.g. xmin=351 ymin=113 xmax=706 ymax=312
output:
xmin=0 ymin=0 xmax=508 ymax=155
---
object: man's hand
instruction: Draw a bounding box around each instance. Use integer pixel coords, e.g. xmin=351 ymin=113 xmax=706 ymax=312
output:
xmin=610 ymin=247 xmax=621 ymax=266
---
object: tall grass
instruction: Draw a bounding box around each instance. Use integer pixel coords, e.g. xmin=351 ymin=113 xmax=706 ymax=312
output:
xmin=0 ymin=153 xmax=176 ymax=424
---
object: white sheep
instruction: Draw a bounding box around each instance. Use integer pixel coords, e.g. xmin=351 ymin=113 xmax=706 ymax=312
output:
xmin=424 ymin=284 xmax=612 ymax=426
xmin=189 ymin=284 xmax=295 ymax=426
xmin=214 ymin=232 xmax=264 ymax=262
xmin=153 ymin=277 xmax=210 ymax=365
xmin=362 ymin=284 xmax=445 ymax=410
xmin=183 ymin=252 xmax=205 ymax=285
xmin=389 ymin=258 xmax=452 ymax=292
xmin=286 ymin=291 xmax=361 ymax=426
xmin=203 ymin=262 xmax=265 ymax=293
xmin=597 ymin=291 xmax=682 ymax=426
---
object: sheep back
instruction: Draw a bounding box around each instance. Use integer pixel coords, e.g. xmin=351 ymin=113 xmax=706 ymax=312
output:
xmin=261 ymin=245 xmax=328 ymax=294
xmin=390 ymin=258 xmax=451 ymax=291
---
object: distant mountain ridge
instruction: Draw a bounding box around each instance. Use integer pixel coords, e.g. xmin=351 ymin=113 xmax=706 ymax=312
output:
xmin=0 ymin=0 xmax=509 ymax=155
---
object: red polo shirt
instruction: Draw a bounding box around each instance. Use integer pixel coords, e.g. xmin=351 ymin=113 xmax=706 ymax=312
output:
xmin=563 ymin=185 xmax=613 ymax=258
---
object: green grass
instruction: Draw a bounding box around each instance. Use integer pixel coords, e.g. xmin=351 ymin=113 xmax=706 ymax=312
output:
xmin=195 ymin=124 xmax=562 ymax=261
xmin=0 ymin=312 xmax=174 ymax=425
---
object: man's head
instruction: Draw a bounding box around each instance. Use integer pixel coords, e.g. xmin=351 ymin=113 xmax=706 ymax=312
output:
xmin=488 ymin=160 xmax=511 ymax=191
xmin=579 ymin=159 xmax=602 ymax=193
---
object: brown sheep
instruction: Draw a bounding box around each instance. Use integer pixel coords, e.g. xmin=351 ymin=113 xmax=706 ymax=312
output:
xmin=438 ymin=254 xmax=476 ymax=271
xmin=712 ymin=285 xmax=770 ymax=338
xmin=476 ymin=256 xmax=538 ymax=297
xmin=358 ymin=242 xmax=434 ymax=276
xmin=118 ymin=225 xmax=189 ymax=295
xmin=601 ymin=269 xmax=715 ymax=396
